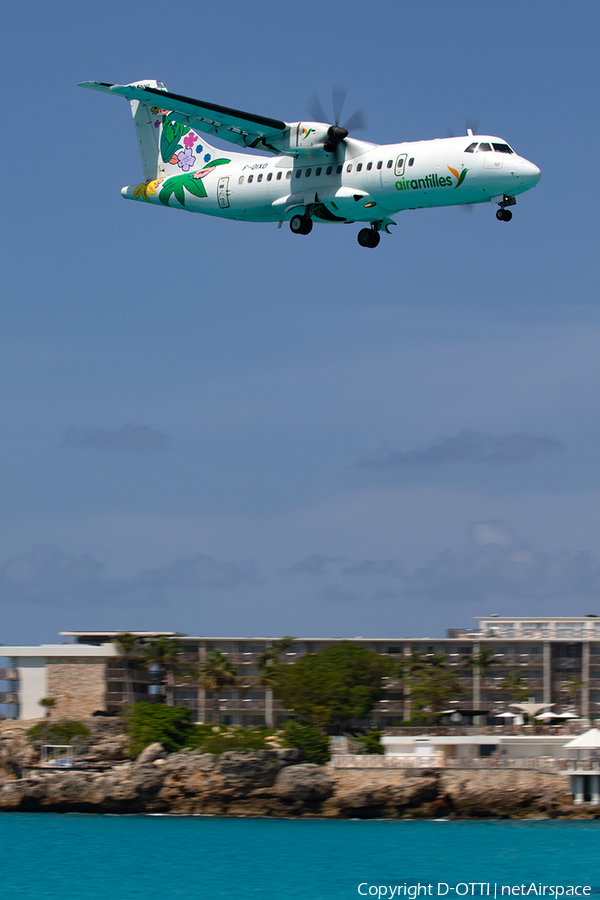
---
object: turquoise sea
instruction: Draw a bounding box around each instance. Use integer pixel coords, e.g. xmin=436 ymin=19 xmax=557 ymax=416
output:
xmin=1 ymin=816 xmax=599 ymax=900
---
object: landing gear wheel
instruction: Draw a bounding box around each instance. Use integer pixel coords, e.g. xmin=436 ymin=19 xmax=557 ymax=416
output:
xmin=358 ymin=228 xmax=380 ymax=248
xmin=290 ymin=215 xmax=312 ymax=235
xmin=496 ymin=208 xmax=512 ymax=221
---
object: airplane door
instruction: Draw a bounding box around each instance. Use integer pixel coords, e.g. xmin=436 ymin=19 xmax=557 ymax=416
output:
xmin=217 ymin=176 xmax=230 ymax=208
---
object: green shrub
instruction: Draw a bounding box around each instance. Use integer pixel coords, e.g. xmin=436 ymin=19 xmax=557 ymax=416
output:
xmin=125 ymin=703 xmax=195 ymax=758
xmin=186 ymin=725 xmax=280 ymax=756
xmin=283 ymin=720 xmax=330 ymax=765
xmin=27 ymin=719 xmax=91 ymax=746
xmin=353 ymin=730 xmax=384 ymax=755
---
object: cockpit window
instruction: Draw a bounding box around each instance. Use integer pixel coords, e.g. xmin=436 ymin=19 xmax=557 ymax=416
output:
xmin=465 ymin=142 xmax=477 ymax=153
xmin=492 ymin=143 xmax=513 ymax=154
xmin=478 ymin=142 xmax=492 ymax=152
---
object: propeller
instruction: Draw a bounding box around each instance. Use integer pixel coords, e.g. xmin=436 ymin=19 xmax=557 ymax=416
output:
xmin=443 ymin=117 xmax=481 ymax=139
xmin=306 ymin=84 xmax=368 ymax=154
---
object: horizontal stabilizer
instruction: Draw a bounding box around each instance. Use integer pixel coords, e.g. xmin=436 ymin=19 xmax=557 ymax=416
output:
xmin=78 ymin=81 xmax=288 ymax=152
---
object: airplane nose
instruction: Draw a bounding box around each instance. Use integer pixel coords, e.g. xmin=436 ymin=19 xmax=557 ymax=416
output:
xmin=520 ymin=158 xmax=541 ymax=187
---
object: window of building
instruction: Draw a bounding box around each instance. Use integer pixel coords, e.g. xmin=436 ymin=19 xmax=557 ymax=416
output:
xmin=376 ymin=160 xmax=383 ymax=170
xmin=387 ymin=646 xmax=401 ymax=654
xmin=238 ymin=176 xmax=244 ymax=184
xmin=387 ymin=159 xmax=393 ymax=168
xmin=257 ymin=173 xmax=263 ymax=182
xmin=367 ymin=161 xmax=373 ymax=171
xmin=357 ymin=163 xmax=362 ymax=172
xmin=267 ymin=172 xmax=272 ymax=181
xmin=248 ymin=175 xmax=253 ymax=183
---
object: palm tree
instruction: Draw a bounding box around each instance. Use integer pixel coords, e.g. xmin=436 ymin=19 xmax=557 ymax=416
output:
xmin=499 ymin=670 xmax=530 ymax=703
xmin=563 ymin=676 xmax=584 ymax=712
xmin=256 ymin=636 xmax=296 ymax=728
xmin=39 ymin=697 xmax=55 ymax=719
xmin=112 ymin=632 xmax=143 ymax=706
xmin=462 ymin=646 xmax=500 ymax=711
xmin=198 ymin=650 xmax=238 ymax=725
xmin=142 ymin=636 xmax=184 ymax=706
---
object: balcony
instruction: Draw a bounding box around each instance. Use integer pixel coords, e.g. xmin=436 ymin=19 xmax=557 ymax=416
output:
xmin=104 ymin=691 xmax=163 ymax=704
xmin=105 ymin=667 xmax=158 ymax=683
xmin=0 ymin=692 xmax=19 ymax=703
xmin=0 ymin=669 xmax=18 ymax=680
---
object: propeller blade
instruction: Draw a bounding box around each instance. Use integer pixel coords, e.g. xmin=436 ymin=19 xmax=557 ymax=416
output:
xmin=342 ymin=108 xmax=369 ymax=133
xmin=306 ymin=93 xmax=329 ymax=124
xmin=465 ymin=116 xmax=480 ymax=135
xmin=332 ymin=83 xmax=348 ymax=125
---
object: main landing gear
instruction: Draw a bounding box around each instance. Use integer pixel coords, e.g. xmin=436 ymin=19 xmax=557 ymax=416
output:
xmin=290 ymin=214 xmax=313 ymax=235
xmin=357 ymin=226 xmax=381 ymax=249
xmin=496 ymin=195 xmax=516 ymax=222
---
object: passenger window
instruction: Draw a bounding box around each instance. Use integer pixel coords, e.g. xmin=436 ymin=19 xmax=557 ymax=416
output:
xmin=387 ymin=159 xmax=393 ymax=168
xmin=465 ymin=142 xmax=477 ymax=153
xmin=367 ymin=162 xmax=373 ymax=171
xmin=316 ymin=167 xmax=322 ymax=176
xmin=305 ymin=168 xmax=311 ymax=177
xmin=408 ymin=158 xmax=414 ymax=166
xmin=248 ymin=175 xmax=253 ymax=183
xmin=267 ymin=172 xmax=272 ymax=181
xmin=478 ymin=142 xmax=492 ymax=152
xmin=337 ymin=165 xmax=343 ymax=173
xmin=376 ymin=160 xmax=383 ymax=170
xmin=346 ymin=164 xmax=352 ymax=172
xmin=257 ymin=173 xmax=263 ymax=182
xmin=326 ymin=166 xmax=332 ymax=175
xmin=357 ymin=163 xmax=362 ymax=172
xmin=238 ymin=176 xmax=244 ymax=185
xmin=276 ymin=172 xmax=282 ymax=180
xmin=286 ymin=171 xmax=291 ymax=179
xmin=296 ymin=169 xmax=302 ymax=178
xmin=492 ymin=143 xmax=513 ymax=154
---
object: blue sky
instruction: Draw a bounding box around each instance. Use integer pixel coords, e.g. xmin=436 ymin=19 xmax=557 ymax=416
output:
xmin=1 ymin=0 xmax=599 ymax=646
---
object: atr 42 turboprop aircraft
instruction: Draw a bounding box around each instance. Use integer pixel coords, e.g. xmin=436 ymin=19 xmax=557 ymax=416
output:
xmin=80 ymin=79 xmax=541 ymax=248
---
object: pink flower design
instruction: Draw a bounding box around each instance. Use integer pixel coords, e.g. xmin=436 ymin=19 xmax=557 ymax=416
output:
xmin=177 ymin=148 xmax=196 ymax=171
xmin=183 ymin=132 xmax=198 ymax=149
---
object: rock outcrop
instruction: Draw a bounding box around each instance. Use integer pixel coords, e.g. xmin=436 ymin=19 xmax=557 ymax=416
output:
xmin=0 ymin=719 xmax=591 ymax=818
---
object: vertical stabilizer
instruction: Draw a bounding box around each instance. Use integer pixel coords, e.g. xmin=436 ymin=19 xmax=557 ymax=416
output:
xmin=127 ymin=79 xmax=168 ymax=181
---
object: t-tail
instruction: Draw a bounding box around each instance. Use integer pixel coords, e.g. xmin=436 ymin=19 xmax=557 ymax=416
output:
xmin=78 ymin=79 xmax=223 ymax=181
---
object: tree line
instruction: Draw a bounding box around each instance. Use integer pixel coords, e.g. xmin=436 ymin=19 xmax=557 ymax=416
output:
xmin=108 ymin=634 xmax=576 ymax=732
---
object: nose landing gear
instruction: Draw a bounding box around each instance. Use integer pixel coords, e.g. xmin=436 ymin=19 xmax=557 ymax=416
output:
xmin=496 ymin=195 xmax=516 ymax=222
xmin=357 ymin=226 xmax=381 ymax=248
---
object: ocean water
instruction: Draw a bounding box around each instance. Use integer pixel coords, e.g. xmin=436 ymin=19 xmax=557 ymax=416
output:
xmin=1 ymin=815 xmax=599 ymax=900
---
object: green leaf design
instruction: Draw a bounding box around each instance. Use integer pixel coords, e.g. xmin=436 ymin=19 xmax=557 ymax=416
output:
xmin=160 ymin=117 xmax=190 ymax=164
xmin=205 ymin=158 xmax=230 ymax=168
xmin=183 ymin=176 xmax=207 ymax=199
xmin=455 ymin=168 xmax=468 ymax=188
xmin=159 ymin=177 xmax=186 ymax=207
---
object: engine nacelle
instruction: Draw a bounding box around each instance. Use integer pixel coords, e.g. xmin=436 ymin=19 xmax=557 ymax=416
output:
xmin=271 ymin=122 xmax=333 ymax=153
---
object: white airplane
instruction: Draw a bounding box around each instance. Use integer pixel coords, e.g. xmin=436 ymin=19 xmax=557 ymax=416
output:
xmin=80 ymin=79 xmax=541 ymax=248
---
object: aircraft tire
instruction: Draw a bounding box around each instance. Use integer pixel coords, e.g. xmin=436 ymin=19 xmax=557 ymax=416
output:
xmin=496 ymin=208 xmax=512 ymax=221
xmin=358 ymin=228 xmax=380 ymax=248
xmin=290 ymin=215 xmax=312 ymax=235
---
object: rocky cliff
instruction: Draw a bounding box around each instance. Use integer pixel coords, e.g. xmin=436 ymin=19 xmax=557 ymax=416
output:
xmin=0 ymin=719 xmax=591 ymax=818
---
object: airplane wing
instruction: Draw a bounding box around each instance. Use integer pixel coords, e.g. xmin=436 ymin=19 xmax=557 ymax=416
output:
xmin=78 ymin=82 xmax=288 ymax=152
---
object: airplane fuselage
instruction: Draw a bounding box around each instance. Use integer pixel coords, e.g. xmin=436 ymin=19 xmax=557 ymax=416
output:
xmin=122 ymin=134 xmax=541 ymax=227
